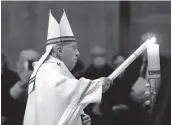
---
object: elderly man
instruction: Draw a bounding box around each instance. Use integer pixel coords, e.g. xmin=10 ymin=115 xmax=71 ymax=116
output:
xmin=23 ymin=10 xmax=112 ymax=125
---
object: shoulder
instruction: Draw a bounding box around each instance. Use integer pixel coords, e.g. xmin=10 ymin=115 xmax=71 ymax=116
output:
xmin=37 ymin=62 xmax=62 ymax=78
xmin=41 ymin=62 xmax=61 ymax=71
xmin=36 ymin=62 xmax=67 ymax=86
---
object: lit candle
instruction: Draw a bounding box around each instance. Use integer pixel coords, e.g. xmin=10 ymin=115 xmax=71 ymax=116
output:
xmin=147 ymin=43 xmax=160 ymax=78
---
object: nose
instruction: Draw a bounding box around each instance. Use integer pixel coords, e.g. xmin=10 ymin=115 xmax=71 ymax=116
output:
xmin=76 ymin=49 xmax=80 ymax=57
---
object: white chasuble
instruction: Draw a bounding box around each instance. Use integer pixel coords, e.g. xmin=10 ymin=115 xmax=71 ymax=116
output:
xmin=23 ymin=56 xmax=102 ymax=125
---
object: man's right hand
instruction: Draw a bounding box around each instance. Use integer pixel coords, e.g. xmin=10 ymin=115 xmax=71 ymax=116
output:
xmin=100 ymin=77 xmax=112 ymax=93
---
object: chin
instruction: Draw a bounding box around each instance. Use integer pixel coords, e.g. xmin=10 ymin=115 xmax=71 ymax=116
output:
xmin=72 ymin=65 xmax=76 ymax=71
xmin=70 ymin=63 xmax=76 ymax=71
xmin=68 ymin=65 xmax=74 ymax=71
xmin=68 ymin=60 xmax=77 ymax=71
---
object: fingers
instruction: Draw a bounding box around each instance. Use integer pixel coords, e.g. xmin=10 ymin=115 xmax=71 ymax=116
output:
xmin=82 ymin=115 xmax=90 ymax=120
xmin=83 ymin=119 xmax=91 ymax=125
xmin=130 ymin=90 xmax=151 ymax=103
xmin=82 ymin=115 xmax=91 ymax=125
xmin=93 ymin=77 xmax=112 ymax=93
xmin=83 ymin=119 xmax=91 ymax=124
xmin=101 ymin=78 xmax=112 ymax=93
xmin=103 ymin=77 xmax=113 ymax=85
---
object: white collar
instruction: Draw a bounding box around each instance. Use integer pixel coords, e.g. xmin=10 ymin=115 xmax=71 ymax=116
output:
xmin=46 ymin=56 xmax=63 ymax=65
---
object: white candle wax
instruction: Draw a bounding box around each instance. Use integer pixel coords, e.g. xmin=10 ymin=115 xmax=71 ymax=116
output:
xmin=108 ymin=37 xmax=156 ymax=81
xmin=147 ymin=43 xmax=160 ymax=78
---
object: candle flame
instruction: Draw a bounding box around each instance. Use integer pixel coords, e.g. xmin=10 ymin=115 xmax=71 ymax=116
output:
xmin=146 ymin=36 xmax=157 ymax=45
xmin=150 ymin=36 xmax=157 ymax=44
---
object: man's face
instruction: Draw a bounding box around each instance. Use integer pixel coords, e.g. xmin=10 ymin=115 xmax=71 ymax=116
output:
xmin=112 ymin=56 xmax=125 ymax=68
xmin=62 ymin=42 xmax=80 ymax=71
xmin=92 ymin=56 xmax=107 ymax=69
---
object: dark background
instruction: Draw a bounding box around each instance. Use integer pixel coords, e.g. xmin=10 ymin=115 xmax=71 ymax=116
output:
xmin=2 ymin=1 xmax=171 ymax=70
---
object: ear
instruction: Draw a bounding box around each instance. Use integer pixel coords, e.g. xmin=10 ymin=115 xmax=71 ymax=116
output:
xmin=52 ymin=45 xmax=63 ymax=58
xmin=57 ymin=46 xmax=63 ymax=57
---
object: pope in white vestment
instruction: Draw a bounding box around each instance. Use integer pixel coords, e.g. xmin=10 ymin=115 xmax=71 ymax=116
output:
xmin=23 ymin=10 xmax=112 ymax=125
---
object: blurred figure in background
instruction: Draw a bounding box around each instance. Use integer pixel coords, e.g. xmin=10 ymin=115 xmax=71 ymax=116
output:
xmin=10 ymin=49 xmax=40 ymax=99
xmin=83 ymin=45 xmax=113 ymax=81
xmin=2 ymin=49 xmax=40 ymax=125
xmin=100 ymin=53 xmax=129 ymax=125
xmin=1 ymin=52 xmax=20 ymax=125
xmin=83 ymin=45 xmax=113 ymax=125
xmin=101 ymin=51 xmax=149 ymax=125
xmin=111 ymin=53 xmax=125 ymax=78
xmin=111 ymin=53 xmax=125 ymax=68
xmin=110 ymin=53 xmax=127 ymax=106
xmin=115 ymin=50 xmax=149 ymax=125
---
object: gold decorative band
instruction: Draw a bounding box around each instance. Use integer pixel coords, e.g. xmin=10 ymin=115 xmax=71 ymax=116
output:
xmin=46 ymin=36 xmax=76 ymax=45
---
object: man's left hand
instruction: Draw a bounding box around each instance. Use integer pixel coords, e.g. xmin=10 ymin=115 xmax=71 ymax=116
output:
xmin=82 ymin=114 xmax=91 ymax=125
xmin=130 ymin=90 xmax=150 ymax=104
